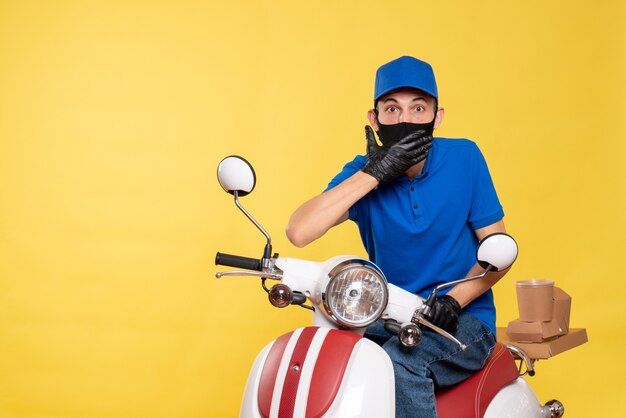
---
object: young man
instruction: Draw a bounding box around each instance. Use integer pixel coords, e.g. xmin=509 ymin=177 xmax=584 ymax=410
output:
xmin=286 ymin=56 xmax=509 ymax=418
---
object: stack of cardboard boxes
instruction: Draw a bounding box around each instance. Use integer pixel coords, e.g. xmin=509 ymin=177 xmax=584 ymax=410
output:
xmin=497 ymin=281 xmax=588 ymax=359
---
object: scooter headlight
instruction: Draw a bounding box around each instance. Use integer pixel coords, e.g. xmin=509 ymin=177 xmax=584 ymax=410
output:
xmin=322 ymin=259 xmax=388 ymax=329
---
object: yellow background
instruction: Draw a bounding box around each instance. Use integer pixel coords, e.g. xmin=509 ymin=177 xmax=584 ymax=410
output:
xmin=1 ymin=1 xmax=624 ymax=417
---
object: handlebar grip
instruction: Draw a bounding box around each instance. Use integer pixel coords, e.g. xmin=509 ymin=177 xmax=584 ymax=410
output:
xmin=215 ymin=252 xmax=262 ymax=271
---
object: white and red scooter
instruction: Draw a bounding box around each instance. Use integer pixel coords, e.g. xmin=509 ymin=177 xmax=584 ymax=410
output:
xmin=215 ymin=155 xmax=565 ymax=418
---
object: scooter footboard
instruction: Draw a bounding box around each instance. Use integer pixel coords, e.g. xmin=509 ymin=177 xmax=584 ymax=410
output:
xmin=240 ymin=326 xmax=395 ymax=418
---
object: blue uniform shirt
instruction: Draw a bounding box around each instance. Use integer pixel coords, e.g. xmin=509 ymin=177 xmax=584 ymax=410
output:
xmin=326 ymin=138 xmax=504 ymax=334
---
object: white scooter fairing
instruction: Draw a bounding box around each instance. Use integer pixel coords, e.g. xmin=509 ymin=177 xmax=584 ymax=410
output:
xmin=237 ymin=257 xmax=549 ymax=418
xmin=238 ymin=282 xmax=549 ymax=418
xmin=241 ymin=327 xmax=394 ymax=418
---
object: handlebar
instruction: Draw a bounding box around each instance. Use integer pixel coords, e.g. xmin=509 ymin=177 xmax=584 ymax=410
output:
xmin=215 ymin=252 xmax=262 ymax=271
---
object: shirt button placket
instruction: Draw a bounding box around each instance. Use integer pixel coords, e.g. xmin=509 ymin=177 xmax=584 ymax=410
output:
xmin=410 ymin=185 xmax=419 ymax=213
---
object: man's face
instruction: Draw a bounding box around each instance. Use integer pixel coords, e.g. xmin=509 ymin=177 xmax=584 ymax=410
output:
xmin=367 ymin=88 xmax=443 ymax=130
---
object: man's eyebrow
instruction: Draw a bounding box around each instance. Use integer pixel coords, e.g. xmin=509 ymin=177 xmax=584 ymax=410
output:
xmin=380 ymin=96 xmax=428 ymax=104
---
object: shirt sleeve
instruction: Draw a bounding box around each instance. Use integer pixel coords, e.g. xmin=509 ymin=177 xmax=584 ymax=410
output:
xmin=468 ymin=143 xmax=504 ymax=230
xmin=325 ymin=155 xmax=367 ymax=191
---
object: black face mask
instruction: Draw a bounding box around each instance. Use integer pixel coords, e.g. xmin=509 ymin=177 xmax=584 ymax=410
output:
xmin=376 ymin=118 xmax=436 ymax=147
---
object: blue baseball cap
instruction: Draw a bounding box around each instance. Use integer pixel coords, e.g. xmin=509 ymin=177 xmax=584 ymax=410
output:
xmin=374 ymin=56 xmax=438 ymax=105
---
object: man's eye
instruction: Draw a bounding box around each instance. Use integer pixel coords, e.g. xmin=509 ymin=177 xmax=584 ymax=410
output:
xmin=415 ymin=106 xmax=425 ymax=112
xmin=386 ymin=106 xmax=398 ymax=112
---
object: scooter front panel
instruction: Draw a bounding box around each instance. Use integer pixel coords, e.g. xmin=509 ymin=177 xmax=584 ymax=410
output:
xmin=321 ymin=336 xmax=395 ymax=417
xmin=257 ymin=330 xmax=295 ymax=416
xmin=276 ymin=327 xmax=319 ymax=417
xmin=305 ymin=328 xmax=363 ymax=417
xmin=240 ymin=327 xmax=395 ymax=418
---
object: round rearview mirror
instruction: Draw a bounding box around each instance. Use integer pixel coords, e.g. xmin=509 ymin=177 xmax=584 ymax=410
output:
xmin=476 ymin=233 xmax=518 ymax=272
xmin=217 ymin=156 xmax=256 ymax=196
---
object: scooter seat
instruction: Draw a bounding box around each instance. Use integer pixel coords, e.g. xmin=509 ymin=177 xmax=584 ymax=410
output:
xmin=435 ymin=343 xmax=519 ymax=418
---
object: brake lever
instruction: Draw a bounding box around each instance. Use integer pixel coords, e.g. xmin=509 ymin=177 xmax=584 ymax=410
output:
xmin=411 ymin=312 xmax=467 ymax=351
xmin=215 ymin=270 xmax=283 ymax=279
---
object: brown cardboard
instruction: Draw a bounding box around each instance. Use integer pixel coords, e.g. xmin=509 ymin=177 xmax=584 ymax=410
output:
xmin=506 ymin=286 xmax=572 ymax=342
xmin=516 ymin=279 xmax=554 ymax=321
xmin=497 ymin=328 xmax=588 ymax=360
xmin=551 ymin=287 xmax=571 ymax=332
xmin=505 ymin=319 xmax=565 ymax=342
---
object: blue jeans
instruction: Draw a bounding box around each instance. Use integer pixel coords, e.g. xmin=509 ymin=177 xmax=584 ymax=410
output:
xmin=364 ymin=313 xmax=496 ymax=418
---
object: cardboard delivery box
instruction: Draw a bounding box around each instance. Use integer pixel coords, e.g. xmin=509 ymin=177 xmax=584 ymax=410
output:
xmin=501 ymin=283 xmax=587 ymax=360
xmin=497 ymin=328 xmax=588 ymax=360
xmin=506 ymin=286 xmax=571 ymax=342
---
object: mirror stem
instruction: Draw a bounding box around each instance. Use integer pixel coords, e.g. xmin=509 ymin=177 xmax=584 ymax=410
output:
xmin=233 ymin=191 xmax=273 ymax=261
xmin=433 ymin=265 xmax=492 ymax=296
xmin=424 ymin=265 xmax=494 ymax=312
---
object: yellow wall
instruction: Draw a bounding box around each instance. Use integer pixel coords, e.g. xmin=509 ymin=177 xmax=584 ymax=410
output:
xmin=1 ymin=1 xmax=624 ymax=416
